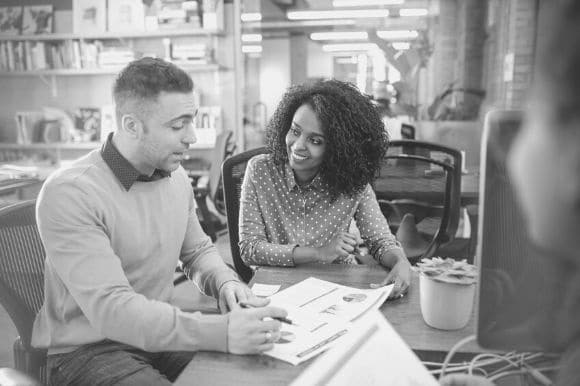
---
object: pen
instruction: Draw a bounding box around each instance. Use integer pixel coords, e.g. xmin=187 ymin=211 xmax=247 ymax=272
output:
xmin=238 ymin=301 xmax=296 ymax=326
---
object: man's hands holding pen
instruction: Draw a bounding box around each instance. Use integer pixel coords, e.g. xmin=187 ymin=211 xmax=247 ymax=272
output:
xmin=219 ymin=281 xmax=287 ymax=354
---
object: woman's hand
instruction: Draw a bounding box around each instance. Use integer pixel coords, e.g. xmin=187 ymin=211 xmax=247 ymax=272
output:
xmin=317 ymin=232 xmax=358 ymax=263
xmin=371 ymin=256 xmax=411 ymax=299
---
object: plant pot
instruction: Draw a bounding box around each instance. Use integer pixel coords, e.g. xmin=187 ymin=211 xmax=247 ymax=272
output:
xmin=419 ymin=273 xmax=475 ymax=330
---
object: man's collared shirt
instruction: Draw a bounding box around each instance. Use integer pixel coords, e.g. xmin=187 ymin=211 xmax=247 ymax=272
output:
xmin=239 ymin=153 xmax=403 ymax=267
xmin=101 ymin=133 xmax=170 ymax=191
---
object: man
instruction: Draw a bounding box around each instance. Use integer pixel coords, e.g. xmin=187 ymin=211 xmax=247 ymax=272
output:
xmin=441 ymin=1 xmax=580 ymax=385
xmin=32 ymin=57 xmax=286 ymax=385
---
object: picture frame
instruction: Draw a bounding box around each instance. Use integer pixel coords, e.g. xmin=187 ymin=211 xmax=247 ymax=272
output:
xmin=73 ymin=0 xmax=107 ymax=34
xmin=0 ymin=6 xmax=23 ymax=36
xmin=21 ymin=5 xmax=53 ymax=35
xmin=108 ymin=0 xmax=145 ymax=32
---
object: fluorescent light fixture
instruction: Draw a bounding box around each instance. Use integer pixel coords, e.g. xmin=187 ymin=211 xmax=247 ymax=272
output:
xmin=376 ymin=29 xmax=418 ymax=39
xmin=322 ymin=43 xmax=379 ymax=52
xmin=399 ymin=8 xmax=428 ymax=17
xmin=242 ymin=45 xmax=262 ymax=53
xmin=392 ymin=42 xmax=411 ymax=50
xmin=242 ymin=33 xmax=262 ymax=42
xmin=241 ymin=12 xmax=262 ymax=22
xmin=333 ymin=0 xmax=404 ymax=6
xmin=287 ymin=9 xmax=389 ymax=20
xmin=310 ymin=31 xmax=368 ymax=40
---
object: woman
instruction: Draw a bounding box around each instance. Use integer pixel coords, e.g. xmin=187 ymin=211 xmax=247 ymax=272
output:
xmin=239 ymin=79 xmax=411 ymax=298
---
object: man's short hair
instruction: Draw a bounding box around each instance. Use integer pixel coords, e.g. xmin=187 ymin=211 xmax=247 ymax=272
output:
xmin=113 ymin=57 xmax=193 ymax=122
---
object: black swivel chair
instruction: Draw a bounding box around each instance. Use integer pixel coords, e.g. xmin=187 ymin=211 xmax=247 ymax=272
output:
xmin=373 ymin=140 xmax=462 ymax=264
xmin=0 ymin=200 xmax=47 ymax=384
xmin=221 ymin=147 xmax=269 ymax=283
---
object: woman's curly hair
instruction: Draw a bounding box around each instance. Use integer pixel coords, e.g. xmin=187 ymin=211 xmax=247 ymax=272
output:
xmin=266 ymin=79 xmax=389 ymax=199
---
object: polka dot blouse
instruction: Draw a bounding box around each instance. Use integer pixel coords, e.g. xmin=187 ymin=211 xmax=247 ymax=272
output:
xmin=238 ymin=154 xmax=404 ymax=267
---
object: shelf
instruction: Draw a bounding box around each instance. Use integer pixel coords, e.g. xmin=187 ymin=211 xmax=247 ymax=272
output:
xmin=0 ymin=29 xmax=223 ymax=42
xmin=0 ymin=63 xmax=226 ymax=76
xmin=0 ymin=142 xmax=101 ymax=150
xmin=0 ymin=142 xmax=216 ymax=150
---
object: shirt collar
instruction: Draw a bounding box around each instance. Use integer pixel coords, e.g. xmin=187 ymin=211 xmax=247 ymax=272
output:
xmin=283 ymin=162 xmax=323 ymax=192
xmin=101 ymin=133 xmax=170 ymax=191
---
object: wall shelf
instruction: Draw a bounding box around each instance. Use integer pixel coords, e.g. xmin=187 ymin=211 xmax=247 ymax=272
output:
xmin=0 ymin=29 xmax=223 ymax=42
xmin=0 ymin=63 xmax=226 ymax=77
xmin=0 ymin=142 xmax=215 ymax=150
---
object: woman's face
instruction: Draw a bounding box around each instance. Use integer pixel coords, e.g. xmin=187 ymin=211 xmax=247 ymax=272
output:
xmin=285 ymin=103 xmax=327 ymax=183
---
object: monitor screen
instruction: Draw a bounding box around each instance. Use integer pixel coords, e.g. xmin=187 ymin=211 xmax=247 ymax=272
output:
xmin=476 ymin=110 xmax=569 ymax=353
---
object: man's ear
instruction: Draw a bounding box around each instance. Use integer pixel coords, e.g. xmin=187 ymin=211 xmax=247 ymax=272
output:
xmin=120 ymin=114 xmax=143 ymax=138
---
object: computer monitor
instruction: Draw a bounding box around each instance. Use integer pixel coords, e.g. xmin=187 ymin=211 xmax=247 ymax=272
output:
xmin=476 ymin=110 xmax=568 ymax=353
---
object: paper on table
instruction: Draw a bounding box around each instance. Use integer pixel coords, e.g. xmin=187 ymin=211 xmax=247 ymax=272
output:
xmin=251 ymin=283 xmax=281 ymax=297
xmin=291 ymin=310 xmax=438 ymax=386
xmin=263 ymin=277 xmax=393 ymax=365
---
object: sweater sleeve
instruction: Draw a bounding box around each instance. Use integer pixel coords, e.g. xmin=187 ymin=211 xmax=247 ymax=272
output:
xmin=180 ymin=175 xmax=240 ymax=298
xmin=36 ymin=179 xmax=230 ymax=353
xmin=238 ymin=157 xmax=296 ymax=267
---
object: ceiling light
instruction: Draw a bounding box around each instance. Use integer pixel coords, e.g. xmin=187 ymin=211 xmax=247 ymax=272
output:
xmin=242 ymin=34 xmax=262 ymax=42
xmin=242 ymin=45 xmax=262 ymax=53
xmin=333 ymin=0 xmax=404 ymax=6
xmin=322 ymin=43 xmax=379 ymax=52
xmin=399 ymin=8 xmax=428 ymax=17
xmin=392 ymin=42 xmax=411 ymax=50
xmin=241 ymin=12 xmax=262 ymax=22
xmin=310 ymin=31 xmax=368 ymax=40
xmin=287 ymin=9 xmax=389 ymax=20
xmin=376 ymin=30 xmax=419 ymax=39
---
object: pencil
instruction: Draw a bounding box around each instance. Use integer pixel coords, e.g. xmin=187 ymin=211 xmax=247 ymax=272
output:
xmin=238 ymin=301 xmax=296 ymax=325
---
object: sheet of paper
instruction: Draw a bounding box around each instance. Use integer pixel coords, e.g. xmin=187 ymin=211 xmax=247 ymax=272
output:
xmin=251 ymin=283 xmax=281 ymax=297
xmin=291 ymin=311 xmax=439 ymax=386
xmin=263 ymin=277 xmax=393 ymax=365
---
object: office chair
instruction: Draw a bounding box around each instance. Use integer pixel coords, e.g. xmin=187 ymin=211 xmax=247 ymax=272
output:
xmin=222 ymin=147 xmax=269 ymax=283
xmin=0 ymin=200 xmax=47 ymax=384
xmin=373 ymin=140 xmax=462 ymax=264
xmin=175 ymin=130 xmax=236 ymax=286
xmin=189 ymin=129 xmax=236 ymax=242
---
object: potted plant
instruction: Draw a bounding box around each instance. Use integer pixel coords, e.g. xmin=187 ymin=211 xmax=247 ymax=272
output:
xmin=415 ymin=257 xmax=477 ymax=330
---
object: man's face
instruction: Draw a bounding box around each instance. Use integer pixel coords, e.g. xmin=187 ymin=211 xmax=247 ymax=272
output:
xmin=508 ymin=103 xmax=580 ymax=250
xmin=138 ymin=91 xmax=197 ymax=174
xmin=285 ymin=103 xmax=327 ymax=183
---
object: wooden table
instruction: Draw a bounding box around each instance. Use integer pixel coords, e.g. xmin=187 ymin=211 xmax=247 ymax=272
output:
xmin=175 ymin=264 xmax=485 ymax=386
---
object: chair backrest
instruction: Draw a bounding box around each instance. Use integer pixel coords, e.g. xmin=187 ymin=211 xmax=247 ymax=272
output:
xmin=222 ymin=147 xmax=269 ymax=283
xmin=208 ymin=130 xmax=235 ymax=215
xmin=0 ymin=200 xmax=45 ymax=350
xmin=373 ymin=140 xmax=462 ymax=262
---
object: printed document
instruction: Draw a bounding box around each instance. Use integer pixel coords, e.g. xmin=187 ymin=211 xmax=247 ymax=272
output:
xmin=263 ymin=277 xmax=393 ymax=365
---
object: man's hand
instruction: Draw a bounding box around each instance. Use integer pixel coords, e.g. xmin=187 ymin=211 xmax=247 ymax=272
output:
xmin=371 ymin=258 xmax=411 ymax=299
xmin=317 ymin=232 xmax=358 ymax=263
xmin=227 ymin=304 xmax=288 ymax=354
xmin=218 ymin=281 xmax=266 ymax=314
xmin=439 ymin=374 xmax=494 ymax=386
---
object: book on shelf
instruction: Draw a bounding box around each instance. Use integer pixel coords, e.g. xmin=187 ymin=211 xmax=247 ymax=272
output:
xmin=14 ymin=111 xmax=44 ymax=144
xmin=157 ymin=0 xmax=201 ymax=30
xmin=202 ymin=0 xmax=223 ymax=30
xmin=0 ymin=6 xmax=23 ymax=36
xmin=73 ymin=0 xmax=107 ymax=34
xmin=108 ymin=0 xmax=145 ymax=32
xmin=21 ymin=5 xmax=53 ymax=35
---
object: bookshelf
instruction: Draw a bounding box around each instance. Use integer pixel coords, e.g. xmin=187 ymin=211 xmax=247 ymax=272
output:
xmin=0 ymin=1 xmax=242 ymax=168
